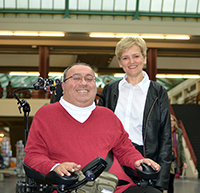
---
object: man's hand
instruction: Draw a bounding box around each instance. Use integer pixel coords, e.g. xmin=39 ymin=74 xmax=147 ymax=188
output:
xmin=54 ymin=162 xmax=81 ymax=176
xmin=134 ymin=158 xmax=160 ymax=171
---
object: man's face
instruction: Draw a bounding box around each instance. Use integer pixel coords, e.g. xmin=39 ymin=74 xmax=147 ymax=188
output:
xmin=62 ymin=65 xmax=97 ymax=107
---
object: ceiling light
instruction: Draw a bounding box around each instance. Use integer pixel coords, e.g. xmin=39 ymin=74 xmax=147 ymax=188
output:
xmin=0 ymin=133 xmax=4 ymax=137
xmin=156 ymin=74 xmax=200 ymax=79
xmin=9 ymin=72 xmax=64 ymax=77
xmin=13 ymin=31 xmax=38 ymax=36
xmin=9 ymin=72 xmax=39 ymax=76
xmin=165 ymin=35 xmax=190 ymax=40
xmin=89 ymin=33 xmax=190 ymax=40
xmin=27 ymin=72 xmax=40 ymax=76
xmin=48 ymin=72 xmax=63 ymax=76
xmin=139 ymin=34 xmax=165 ymax=39
xmin=9 ymin=72 xmax=28 ymax=76
xmin=0 ymin=31 xmax=65 ymax=37
xmin=182 ymin=75 xmax=200 ymax=78
xmin=39 ymin=32 xmax=65 ymax=37
xmin=115 ymin=33 xmax=139 ymax=38
xmin=0 ymin=31 xmax=14 ymax=35
xmin=114 ymin=73 xmax=125 ymax=78
xmin=89 ymin=33 xmax=115 ymax=38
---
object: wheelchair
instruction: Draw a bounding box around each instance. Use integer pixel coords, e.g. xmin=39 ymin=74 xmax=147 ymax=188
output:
xmin=15 ymin=158 xmax=161 ymax=193
xmin=13 ymin=78 xmax=161 ymax=193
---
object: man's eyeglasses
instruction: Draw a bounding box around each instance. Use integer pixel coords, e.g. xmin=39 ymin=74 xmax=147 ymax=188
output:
xmin=63 ymin=74 xmax=96 ymax=83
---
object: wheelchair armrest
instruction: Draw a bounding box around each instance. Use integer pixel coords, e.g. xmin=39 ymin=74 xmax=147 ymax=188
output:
xmin=23 ymin=156 xmax=108 ymax=189
xmin=135 ymin=163 xmax=161 ymax=180
xmin=123 ymin=166 xmax=137 ymax=178
xmin=23 ymin=162 xmax=78 ymax=186
xmin=45 ymin=171 xmax=78 ymax=186
xmin=123 ymin=163 xmax=161 ymax=181
xmin=45 ymin=157 xmax=108 ymax=186
xmin=23 ymin=163 xmax=47 ymax=182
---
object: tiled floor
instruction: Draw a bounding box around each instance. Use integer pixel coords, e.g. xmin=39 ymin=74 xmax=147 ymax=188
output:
xmin=1 ymin=175 xmax=200 ymax=193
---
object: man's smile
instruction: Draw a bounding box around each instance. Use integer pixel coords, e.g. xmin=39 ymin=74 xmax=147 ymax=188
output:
xmin=77 ymin=89 xmax=88 ymax=93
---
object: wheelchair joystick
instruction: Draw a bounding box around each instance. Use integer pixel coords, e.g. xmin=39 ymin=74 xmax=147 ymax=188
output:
xmin=85 ymin=170 xmax=95 ymax=181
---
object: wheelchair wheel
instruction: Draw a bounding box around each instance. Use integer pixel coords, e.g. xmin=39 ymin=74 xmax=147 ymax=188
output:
xmin=16 ymin=180 xmax=53 ymax=193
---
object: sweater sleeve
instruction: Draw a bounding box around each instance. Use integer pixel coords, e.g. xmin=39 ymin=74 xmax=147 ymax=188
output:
xmin=112 ymin=121 xmax=144 ymax=169
xmin=24 ymin=112 xmax=59 ymax=175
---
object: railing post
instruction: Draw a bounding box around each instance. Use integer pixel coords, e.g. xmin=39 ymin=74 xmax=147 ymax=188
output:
xmin=133 ymin=0 xmax=140 ymax=20
xmin=64 ymin=0 xmax=70 ymax=18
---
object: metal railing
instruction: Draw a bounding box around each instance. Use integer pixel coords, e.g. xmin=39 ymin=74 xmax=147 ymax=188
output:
xmin=170 ymin=104 xmax=197 ymax=168
xmin=184 ymin=92 xmax=200 ymax=104
xmin=1 ymin=0 xmax=200 ymax=19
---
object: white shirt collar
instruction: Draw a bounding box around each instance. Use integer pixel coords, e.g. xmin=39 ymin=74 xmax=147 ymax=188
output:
xmin=119 ymin=71 xmax=150 ymax=93
xmin=59 ymin=97 xmax=96 ymax=123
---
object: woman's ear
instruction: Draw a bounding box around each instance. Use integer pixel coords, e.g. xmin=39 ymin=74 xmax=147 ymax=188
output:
xmin=118 ymin=59 xmax=123 ymax=68
xmin=144 ymin=56 xmax=147 ymax=64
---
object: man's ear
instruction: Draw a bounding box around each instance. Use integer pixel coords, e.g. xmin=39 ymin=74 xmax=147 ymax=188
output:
xmin=61 ymin=82 xmax=65 ymax=94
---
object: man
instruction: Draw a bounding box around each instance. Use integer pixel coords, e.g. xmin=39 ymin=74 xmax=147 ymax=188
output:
xmin=24 ymin=63 xmax=161 ymax=193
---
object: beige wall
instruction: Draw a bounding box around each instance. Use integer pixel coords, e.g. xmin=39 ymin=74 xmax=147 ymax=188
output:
xmin=0 ymin=99 xmax=50 ymax=117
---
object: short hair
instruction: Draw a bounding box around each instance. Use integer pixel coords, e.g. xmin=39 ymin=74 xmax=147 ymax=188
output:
xmin=63 ymin=63 xmax=95 ymax=81
xmin=115 ymin=37 xmax=147 ymax=60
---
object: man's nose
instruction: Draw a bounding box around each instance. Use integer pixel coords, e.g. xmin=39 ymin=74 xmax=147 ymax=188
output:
xmin=80 ymin=78 xmax=88 ymax=84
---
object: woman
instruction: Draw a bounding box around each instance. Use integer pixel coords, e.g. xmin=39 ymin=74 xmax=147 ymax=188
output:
xmin=98 ymin=37 xmax=172 ymax=191
xmin=168 ymin=114 xmax=187 ymax=193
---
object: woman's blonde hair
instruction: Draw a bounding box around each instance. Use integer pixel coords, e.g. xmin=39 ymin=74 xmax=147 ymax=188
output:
xmin=171 ymin=114 xmax=178 ymax=127
xmin=115 ymin=37 xmax=147 ymax=60
xmin=171 ymin=114 xmax=177 ymax=122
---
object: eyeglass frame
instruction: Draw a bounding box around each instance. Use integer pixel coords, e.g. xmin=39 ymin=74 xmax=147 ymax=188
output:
xmin=63 ymin=73 xmax=96 ymax=83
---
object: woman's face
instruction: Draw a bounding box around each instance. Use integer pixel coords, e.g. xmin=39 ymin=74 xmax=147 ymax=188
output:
xmin=118 ymin=44 xmax=146 ymax=78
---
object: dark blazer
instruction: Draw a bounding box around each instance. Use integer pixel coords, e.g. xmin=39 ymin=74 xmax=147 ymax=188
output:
xmin=98 ymin=79 xmax=172 ymax=190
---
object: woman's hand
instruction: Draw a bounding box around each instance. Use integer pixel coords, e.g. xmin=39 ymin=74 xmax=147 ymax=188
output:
xmin=134 ymin=158 xmax=160 ymax=171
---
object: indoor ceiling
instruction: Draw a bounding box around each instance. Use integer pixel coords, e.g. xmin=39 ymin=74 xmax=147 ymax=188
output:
xmin=1 ymin=33 xmax=200 ymax=75
xmin=0 ymin=32 xmax=200 ymax=92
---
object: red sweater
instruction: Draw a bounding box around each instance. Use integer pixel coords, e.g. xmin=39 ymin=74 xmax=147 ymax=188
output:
xmin=24 ymin=102 xmax=144 ymax=192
